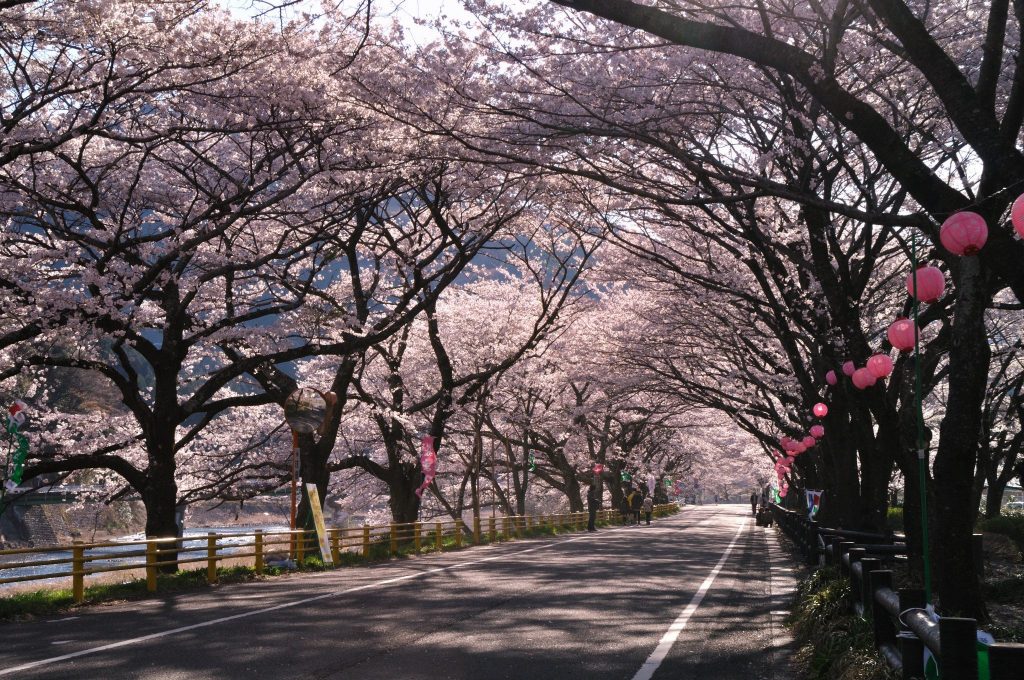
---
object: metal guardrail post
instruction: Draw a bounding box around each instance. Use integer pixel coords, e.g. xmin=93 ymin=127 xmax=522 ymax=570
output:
xmin=362 ymin=525 xmax=370 ymax=557
xmin=988 ymin=643 xmax=1024 ymax=679
xmin=869 ymin=571 xmax=895 ymax=646
xmin=838 ymin=542 xmax=856 ymax=577
xmin=207 ymin=533 xmax=218 ymax=584
xmin=939 ymin=617 xmax=978 ymax=680
xmin=897 ymin=588 xmax=926 ymax=680
xmin=255 ymin=530 xmax=264 ymax=574
xmin=146 ymin=541 xmax=157 ymax=593
xmin=859 ymin=557 xmax=881 ymax=616
xmin=72 ymin=541 xmax=85 ymax=604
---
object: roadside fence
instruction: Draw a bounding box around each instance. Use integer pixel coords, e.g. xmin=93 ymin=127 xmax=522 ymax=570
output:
xmin=0 ymin=504 xmax=678 ymax=603
xmin=770 ymin=503 xmax=1024 ymax=679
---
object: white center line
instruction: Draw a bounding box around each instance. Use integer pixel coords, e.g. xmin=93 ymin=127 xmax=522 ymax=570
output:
xmin=631 ymin=516 xmax=749 ymax=680
xmin=1 ymin=520 xmax=657 ymax=677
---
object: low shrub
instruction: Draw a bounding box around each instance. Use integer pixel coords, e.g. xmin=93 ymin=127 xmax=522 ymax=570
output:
xmin=979 ymin=514 xmax=1024 ymax=553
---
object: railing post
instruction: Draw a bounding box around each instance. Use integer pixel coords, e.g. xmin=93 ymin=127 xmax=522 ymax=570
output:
xmin=330 ymin=528 xmax=341 ymax=564
xmin=473 ymin=516 xmax=481 ymax=545
xmin=806 ymin=519 xmax=819 ymax=565
xmin=389 ymin=524 xmax=397 ymax=557
xmin=296 ymin=529 xmax=305 ymax=563
xmin=255 ymin=530 xmax=264 ymax=574
xmin=489 ymin=516 xmax=496 ymax=542
xmin=146 ymin=540 xmax=157 ymax=593
xmin=455 ymin=519 xmax=463 ymax=548
xmin=837 ymin=541 xmax=856 ymax=577
xmin=72 ymin=541 xmax=85 ymax=604
xmin=859 ymin=556 xmax=881 ymax=617
xmin=414 ymin=523 xmax=421 ymax=553
xmin=846 ymin=547 xmax=866 ymax=604
xmin=362 ymin=525 xmax=370 ymax=557
xmin=987 ymin=643 xmax=1024 ymax=679
xmin=868 ymin=570 xmax=895 ymax=647
xmin=435 ymin=522 xmax=443 ymax=550
xmin=896 ymin=587 xmax=927 ymax=680
xmin=938 ymin=617 xmax=978 ymax=680
xmin=207 ymin=532 xmax=218 ymax=584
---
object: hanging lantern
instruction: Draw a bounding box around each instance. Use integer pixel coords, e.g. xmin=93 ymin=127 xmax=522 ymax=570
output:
xmin=793 ymin=442 xmax=807 ymax=454
xmin=867 ymin=354 xmax=894 ymax=379
xmin=1012 ymin=194 xmax=1024 ymax=238
xmin=852 ymin=367 xmax=877 ymax=390
xmin=825 ymin=370 xmax=837 ymax=386
xmin=785 ymin=455 xmax=796 ymax=465
xmin=802 ymin=435 xmax=816 ymax=449
xmin=887 ymin=317 xmax=917 ymax=353
xmin=939 ymin=211 xmax=988 ymax=256
xmin=906 ymin=266 xmax=945 ymax=303
xmin=810 ymin=424 xmax=825 ymax=439
xmin=780 ymin=436 xmax=795 ymax=450
xmin=842 ymin=360 xmax=856 ymax=377
xmin=812 ymin=402 xmax=828 ymax=418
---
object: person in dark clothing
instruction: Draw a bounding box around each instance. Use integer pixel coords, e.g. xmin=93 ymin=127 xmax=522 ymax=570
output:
xmin=620 ymin=495 xmax=631 ymax=525
xmin=629 ymin=489 xmax=643 ymax=525
xmin=750 ymin=492 xmax=758 ymax=516
xmin=587 ymin=485 xmax=600 ymax=531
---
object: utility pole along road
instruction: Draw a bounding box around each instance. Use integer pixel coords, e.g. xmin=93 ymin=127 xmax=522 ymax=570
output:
xmin=0 ymin=505 xmax=797 ymax=679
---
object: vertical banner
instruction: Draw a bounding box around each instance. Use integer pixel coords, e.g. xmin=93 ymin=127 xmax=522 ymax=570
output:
xmin=415 ymin=435 xmax=437 ymax=498
xmin=646 ymin=475 xmax=656 ymax=496
xmin=304 ymin=483 xmax=333 ymax=565
xmin=806 ymin=489 xmax=823 ymax=518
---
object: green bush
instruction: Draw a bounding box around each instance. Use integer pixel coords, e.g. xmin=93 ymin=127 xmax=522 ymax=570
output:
xmin=978 ymin=514 xmax=1024 ymax=552
xmin=885 ymin=507 xmax=904 ymax=532
xmin=788 ymin=567 xmax=899 ymax=680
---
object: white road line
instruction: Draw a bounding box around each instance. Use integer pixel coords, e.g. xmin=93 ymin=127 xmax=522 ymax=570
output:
xmin=1 ymin=520 xmax=662 ymax=677
xmin=631 ymin=516 xmax=749 ymax=680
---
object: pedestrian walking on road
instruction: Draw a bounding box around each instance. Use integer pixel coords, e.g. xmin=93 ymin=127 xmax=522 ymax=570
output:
xmin=587 ymin=484 xmax=600 ymax=531
xmin=641 ymin=495 xmax=654 ymax=525
xmin=630 ymin=489 xmax=642 ymax=526
xmin=620 ymin=494 xmax=631 ymax=525
xmin=750 ymin=492 xmax=758 ymax=516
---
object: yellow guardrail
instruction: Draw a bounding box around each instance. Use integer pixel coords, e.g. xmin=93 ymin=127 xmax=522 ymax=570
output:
xmin=0 ymin=504 xmax=679 ymax=603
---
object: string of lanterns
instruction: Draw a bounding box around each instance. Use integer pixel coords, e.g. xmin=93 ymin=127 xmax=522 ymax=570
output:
xmin=772 ymin=201 xmax=1024 ymax=503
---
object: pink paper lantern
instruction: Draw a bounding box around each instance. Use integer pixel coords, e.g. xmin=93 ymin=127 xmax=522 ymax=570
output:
xmin=842 ymin=361 xmax=856 ymax=377
xmin=785 ymin=455 xmax=795 ymax=465
xmin=825 ymin=370 xmax=837 ymax=386
xmin=793 ymin=442 xmax=807 ymax=454
xmin=802 ymin=435 xmax=816 ymax=449
xmin=906 ymin=266 xmax=945 ymax=303
xmin=867 ymin=354 xmax=894 ymax=379
xmin=940 ymin=211 xmax=988 ymax=256
xmin=887 ymin=317 xmax=917 ymax=353
xmin=813 ymin=402 xmax=828 ymax=418
xmin=852 ymin=367 xmax=877 ymax=390
xmin=810 ymin=424 xmax=825 ymax=439
xmin=780 ymin=436 xmax=795 ymax=450
xmin=1012 ymin=193 xmax=1024 ymax=239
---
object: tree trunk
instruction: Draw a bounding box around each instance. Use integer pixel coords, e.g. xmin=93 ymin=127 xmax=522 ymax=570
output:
xmin=933 ymin=256 xmax=990 ymax=620
xmin=142 ymin=458 xmax=180 ymax=574
xmin=388 ymin=465 xmax=422 ymax=525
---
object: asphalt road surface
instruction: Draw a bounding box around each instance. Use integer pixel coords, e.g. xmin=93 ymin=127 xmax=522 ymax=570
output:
xmin=0 ymin=505 xmax=799 ymax=679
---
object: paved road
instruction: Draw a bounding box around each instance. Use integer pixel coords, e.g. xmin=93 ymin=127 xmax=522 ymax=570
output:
xmin=0 ymin=506 xmax=798 ymax=679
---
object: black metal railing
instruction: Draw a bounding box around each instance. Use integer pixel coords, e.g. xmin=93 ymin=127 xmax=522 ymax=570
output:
xmin=769 ymin=503 xmax=1024 ymax=679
